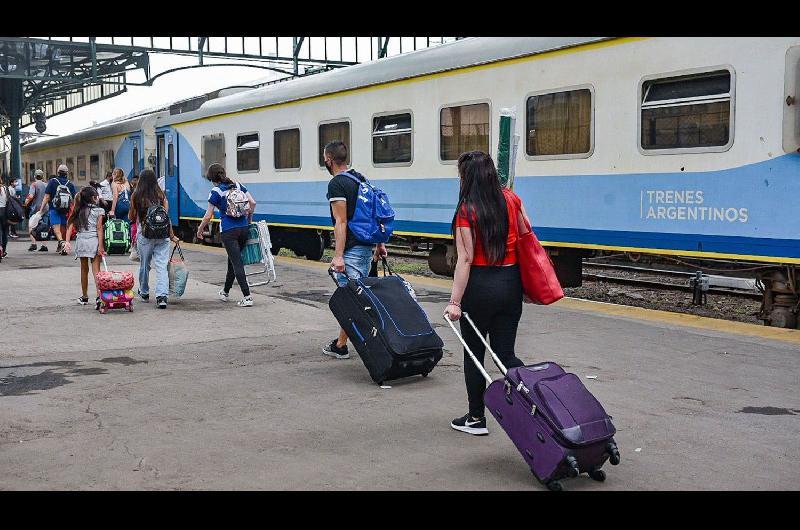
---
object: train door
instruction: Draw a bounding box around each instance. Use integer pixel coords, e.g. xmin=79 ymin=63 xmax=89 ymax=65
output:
xmin=157 ymin=129 xmax=179 ymax=226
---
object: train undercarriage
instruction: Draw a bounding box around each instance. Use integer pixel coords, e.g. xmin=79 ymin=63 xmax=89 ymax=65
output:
xmin=180 ymin=219 xmax=800 ymax=330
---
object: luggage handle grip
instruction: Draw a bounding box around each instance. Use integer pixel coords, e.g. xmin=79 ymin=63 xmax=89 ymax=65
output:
xmin=328 ymin=263 xmax=366 ymax=287
xmin=442 ymin=314 xmax=493 ymax=385
xmin=101 ymin=256 xmax=108 ymax=272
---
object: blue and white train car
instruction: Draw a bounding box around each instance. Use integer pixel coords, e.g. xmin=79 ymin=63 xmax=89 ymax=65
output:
xmin=18 ymin=113 xmax=166 ymax=187
xmin=156 ymin=36 xmax=800 ymax=283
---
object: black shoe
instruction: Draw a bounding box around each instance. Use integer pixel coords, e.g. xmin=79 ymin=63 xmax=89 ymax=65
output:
xmin=38 ymin=245 xmax=48 ymax=252
xmin=156 ymin=296 xmax=167 ymax=309
xmin=28 ymin=244 xmax=37 ymax=252
xmin=95 ymin=297 xmax=101 ymax=311
xmin=322 ymin=339 xmax=350 ymax=359
xmin=77 ymin=296 xmax=89 ymax=306
xmin=138 ymin=289 xmax=149 ymax=302
xmin=450 ymin=413 xmax=489 ymax=436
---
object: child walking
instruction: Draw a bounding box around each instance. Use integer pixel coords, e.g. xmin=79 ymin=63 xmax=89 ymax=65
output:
xmin=64 ymin=186 xmax=106 ymax=308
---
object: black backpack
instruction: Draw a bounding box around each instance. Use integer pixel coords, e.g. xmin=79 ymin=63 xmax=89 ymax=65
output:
xmin=143 ymin=204 xmax=171 ymax=239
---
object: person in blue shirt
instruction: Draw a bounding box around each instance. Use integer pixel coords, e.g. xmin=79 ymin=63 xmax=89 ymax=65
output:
xmin=37 ymin=165 xmax=77 ymax=255
xmin=196 ymin=163 xmax=257 ymax=307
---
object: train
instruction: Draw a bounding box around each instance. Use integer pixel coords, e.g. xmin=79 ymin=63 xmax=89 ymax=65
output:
xmin=4 ymin=37 xmax=800 ymax=327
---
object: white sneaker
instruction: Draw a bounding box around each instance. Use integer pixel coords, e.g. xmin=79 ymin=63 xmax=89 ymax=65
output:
xmin=219 ymin=289 xmax=230 ymax=302
xmin=237 ymin=296 xmax=253 ymax=307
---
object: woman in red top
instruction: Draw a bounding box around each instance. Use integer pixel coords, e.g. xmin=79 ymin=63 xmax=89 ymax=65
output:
xmin=444 ymin=151 xmax=531 ymax=436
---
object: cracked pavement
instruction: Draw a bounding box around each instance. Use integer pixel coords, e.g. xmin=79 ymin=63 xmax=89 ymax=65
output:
xmin=1 ymin=239 xmax=799 ymax=490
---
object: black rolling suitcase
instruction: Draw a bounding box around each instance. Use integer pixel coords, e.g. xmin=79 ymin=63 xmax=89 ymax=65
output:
xmin=328 ymin=259 xmax=443 ymax=385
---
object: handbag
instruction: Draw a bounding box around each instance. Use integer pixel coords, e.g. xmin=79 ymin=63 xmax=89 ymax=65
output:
xmin=512 ymin=194 xmax=564 ymax=305
xmin=4 ymin=186 xmax=26 ymax=224
xmin=168 ymin=243 xmax=189 ymax=298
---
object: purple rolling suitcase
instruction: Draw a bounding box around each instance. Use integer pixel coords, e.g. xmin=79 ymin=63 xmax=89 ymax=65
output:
xmin=445 ymin=313 xmax=620 ymax=491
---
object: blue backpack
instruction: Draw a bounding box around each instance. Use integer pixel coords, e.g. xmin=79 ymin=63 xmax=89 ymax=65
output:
xmin=341 ymin=170 xmax=395 ymax=244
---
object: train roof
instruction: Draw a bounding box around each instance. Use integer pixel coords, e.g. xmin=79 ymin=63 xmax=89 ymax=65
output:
xmin=21 ymin=111 xmax=168 ymax=153
xmin=158 ymin=37 xmax=611 ymax=127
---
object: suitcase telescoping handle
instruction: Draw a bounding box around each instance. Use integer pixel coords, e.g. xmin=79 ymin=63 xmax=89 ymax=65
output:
xmin=327 ymin=263 xmax=366 ymax=287
xmin=101 ymin=256 xmax=109 ymax=272
xmin=461 ymin=312 xmax=532 ymax=396
xmin=443 ymin=314 xmax=493 ymax=385
xmin=462 ymin=312 xmax=509 ymax=377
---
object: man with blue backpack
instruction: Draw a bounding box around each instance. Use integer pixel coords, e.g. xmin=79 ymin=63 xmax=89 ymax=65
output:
xmin=322 ymin=140 xmax=394 ymax=360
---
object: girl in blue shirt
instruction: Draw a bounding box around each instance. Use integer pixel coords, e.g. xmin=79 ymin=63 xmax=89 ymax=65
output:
xmin=196 ymin=163 xmax=257 ymax=306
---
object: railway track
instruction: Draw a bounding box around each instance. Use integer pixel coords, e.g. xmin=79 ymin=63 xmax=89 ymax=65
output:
xmin=581 ymin=272 xmax=762 ymax=300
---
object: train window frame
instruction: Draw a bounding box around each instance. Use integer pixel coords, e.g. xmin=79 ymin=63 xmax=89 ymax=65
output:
xmin=89 ymin=155 xmax=99 ymax=180
xmin=782 ymin=46 xmax=800 ymax=153
xmin=637 ymin=65 xmax=736 ymax=156
xmin=236 ymin=131 xmax=260 ymax=174
xmin=77 ymin=155 xmax=87 ymax=181
xmin=318 ymin=118 xmax=352 ymax=168
xmin=274 ymin=126 xmax=302 ymax=172
xmin=438 ymin=99 xmax=492 ymax=165
xmin=133 ymin=145 xmax=140 ymax=176
xmin=201 ymin=133 xmax=226 ymax=175
xmin=167 ymin=140 xmax=175 ymax=177
xmin=524 ymin=84 xmax=595 ymax=161
xmin=371 ymin=110 xmax=414 ymax=168
xmin=46 ymin=160 xmax=53 ymax=175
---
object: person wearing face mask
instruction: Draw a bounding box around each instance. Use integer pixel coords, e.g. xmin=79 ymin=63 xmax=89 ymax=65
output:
xmin=321 ymin=140 xmax=387 ymax=360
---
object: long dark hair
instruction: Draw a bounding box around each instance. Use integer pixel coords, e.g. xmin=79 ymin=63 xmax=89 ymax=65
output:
xmin=131 ymin=168 xmax=164 ymax=222
xmin=206 ymin=163 xmax=235 ymax=187
xmin=450 ymin=151 xmax=509 ymax=265
xmin=68 ymin=186 xmax=99 ymax=232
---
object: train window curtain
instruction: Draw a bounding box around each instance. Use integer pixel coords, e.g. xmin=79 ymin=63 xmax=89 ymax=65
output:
xmin=275 ymin=128 xmax=301 ymax=170
xmin=526 ymin=89 xmax=592 ymax=156
xmin=439 ymin=103 xmax=490 ymax=161
xmin=318 ymin=122 xmax=351 ymax=166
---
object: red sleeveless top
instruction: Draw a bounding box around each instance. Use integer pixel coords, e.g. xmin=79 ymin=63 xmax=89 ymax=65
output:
xmin=455 ymin=187 xmax=520 ymax=266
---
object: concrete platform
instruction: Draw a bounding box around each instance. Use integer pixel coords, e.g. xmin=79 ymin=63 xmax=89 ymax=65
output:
xmin=1 ymin=238 xmax=798 ymax=490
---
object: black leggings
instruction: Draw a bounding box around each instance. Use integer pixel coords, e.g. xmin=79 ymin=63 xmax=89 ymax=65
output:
xmin=460 ymin=264 xmax=524 ymax=418
xmin=221 ymin=226 xmax=251 ymax=297
xmin=0 ymin=207 xmax=8 ymax=252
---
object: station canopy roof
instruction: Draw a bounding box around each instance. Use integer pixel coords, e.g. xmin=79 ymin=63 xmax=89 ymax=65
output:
xmin=0 ymin=37 xmax=148 ymax=128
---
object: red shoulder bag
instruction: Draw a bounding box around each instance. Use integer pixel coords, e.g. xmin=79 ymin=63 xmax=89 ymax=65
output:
xmin=512 ymin=194 xmax=564 ymax=305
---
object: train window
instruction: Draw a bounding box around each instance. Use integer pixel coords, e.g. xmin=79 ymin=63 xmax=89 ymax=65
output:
xmin=168 ymin=142 xmax=174 ymax=177
xmin=77 ymin=155 xmax=86 ymax=180
xmin=641 ymin=70 xmax=732 ymax=151
xmin=56 ymin=158 xmax=63 ymax=171
xmin=319 ymin=120 xmax=351 ymax=167
xmin=133 ymin=146 xmax=140 ymax=175
xmin=28 ymin=162 xmax=36 ymax=183
xmin=158 ymin=136 xmax=166 ymax=178
xmin=103 ymin=150 xmax=114 ymax=173
xmin=440 ymin=103 xmax=489 ymax=161
xmin=201 ymin=134 xmax=226 ymax=173
xmin=89 ymin=155 xmax=99 ymax=180
xmin=372 ymin=112 xmax=412 ymax=166
xmin=66 ymin=157 xmax=74 ymax=180
xmin=236 ymin=133 xmax=260 ymax=172
xmin=36 ymin=161 xmax=43 ymax=172
xmin=526 ymin=88 xmax=592 ymax=157
xmin=46 ymin=160 xmax=53 ymax=175
xmin=275 ymin=128 xmax=301 ymax=170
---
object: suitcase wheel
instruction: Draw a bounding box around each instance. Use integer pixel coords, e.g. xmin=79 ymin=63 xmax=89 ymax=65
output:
xmin=565 ymin=456 xmax=580 ymax=478
xmin=607 ymin=441 xmax=621 ymax=465
xmin=545 ymin=480 xmax=563 ymax=492
xmin=421 ymin=372 xmax=429 ymax=378
xmin=588 ymin=469 xmax=606 ymax=482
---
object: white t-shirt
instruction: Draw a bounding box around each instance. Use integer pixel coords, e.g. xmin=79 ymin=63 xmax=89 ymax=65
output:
xmin=99 ymin=179 xmax=113 ymax=201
